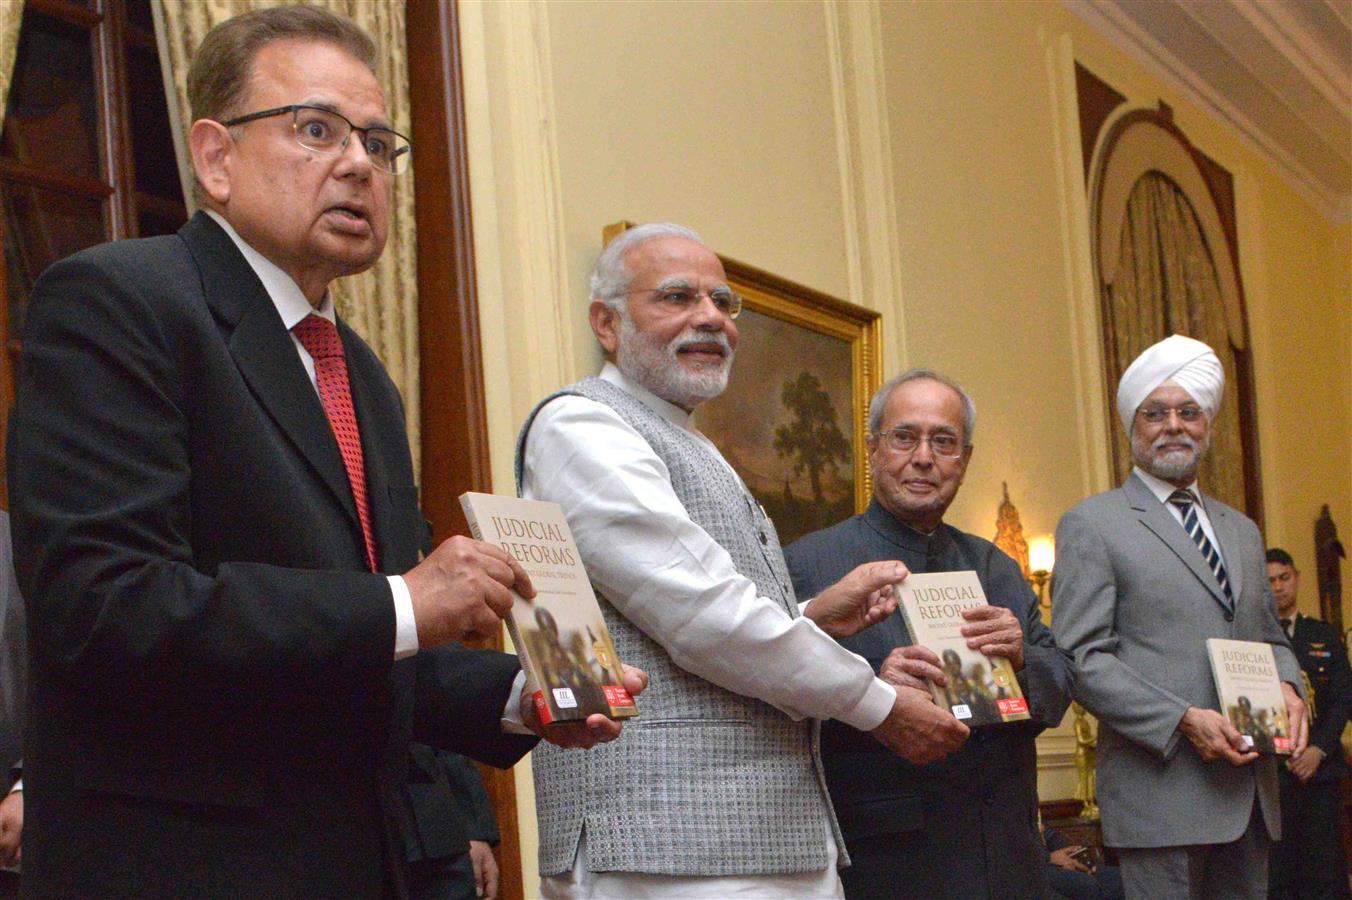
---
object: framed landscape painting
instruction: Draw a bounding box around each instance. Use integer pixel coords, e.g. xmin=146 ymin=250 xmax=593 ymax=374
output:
xmin=603 ymin=222 xmax=882 ymax=545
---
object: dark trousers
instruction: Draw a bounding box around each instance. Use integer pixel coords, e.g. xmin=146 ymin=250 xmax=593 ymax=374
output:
xmin=1269 ymin=775 xmax=1351 ymax=900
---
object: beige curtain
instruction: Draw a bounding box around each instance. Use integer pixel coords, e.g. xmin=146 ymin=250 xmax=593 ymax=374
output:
xmin=154 ymin=0 xmax=422 ymax=474
xmin=0 ymin=0 xmax=22 ymax=126
xmin=1103 ymin=171 xmax=1246 ymax=512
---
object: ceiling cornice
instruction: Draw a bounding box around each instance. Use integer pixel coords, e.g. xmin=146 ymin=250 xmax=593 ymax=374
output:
xmin=1064 ymin=0 xmax=1352 ymax=224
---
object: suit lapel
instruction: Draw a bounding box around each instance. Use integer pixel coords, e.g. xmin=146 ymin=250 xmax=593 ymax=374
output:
xmin=181 ymin=213 xmax=362 ymax=535
xmin=1125 ymin=473 xmax=1231 ymax=613
xmin=344 ymin=322 xmax=411 ymax=573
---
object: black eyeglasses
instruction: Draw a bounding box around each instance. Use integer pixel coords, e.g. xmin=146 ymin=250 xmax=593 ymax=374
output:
xmin=221 ymin=104 xmax=412 ymax=174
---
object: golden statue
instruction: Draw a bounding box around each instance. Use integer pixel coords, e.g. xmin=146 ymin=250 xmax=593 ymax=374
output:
xmin=993 ymin=482 xmax=1031 ymax=580
xmin=1073 ymin=702 xmax=1099 ymax=820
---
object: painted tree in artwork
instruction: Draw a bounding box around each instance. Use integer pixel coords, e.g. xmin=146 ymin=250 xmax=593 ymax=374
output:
xmin=773 ymin=371 xmax=850 ymax=507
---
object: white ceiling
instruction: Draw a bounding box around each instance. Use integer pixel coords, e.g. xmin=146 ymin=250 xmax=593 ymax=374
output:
xmin=1065 ymin=0 xmax=1352 ymax=223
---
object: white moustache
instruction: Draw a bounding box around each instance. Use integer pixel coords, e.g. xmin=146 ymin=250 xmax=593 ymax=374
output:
xmin=672 ymin=332 xmax=732 ymax=356
xmin=1152 ymin=434 xmax=1198 ymax=453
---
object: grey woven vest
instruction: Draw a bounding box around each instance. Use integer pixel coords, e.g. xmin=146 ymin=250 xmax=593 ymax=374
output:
xmin=516 ymin=376 xmax=846 ymax=877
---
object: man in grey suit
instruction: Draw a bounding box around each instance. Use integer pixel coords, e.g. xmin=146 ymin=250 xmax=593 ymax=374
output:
xmin=1052 ymin=334 xmax=1308 ymax=899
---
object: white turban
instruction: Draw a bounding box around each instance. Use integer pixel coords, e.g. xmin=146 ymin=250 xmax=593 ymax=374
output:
xmin=1116 ymin=334 xmax=1224 ymax=433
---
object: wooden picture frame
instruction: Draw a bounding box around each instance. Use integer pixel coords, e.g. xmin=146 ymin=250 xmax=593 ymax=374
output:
xmin=603 ymin=221 xmax=882 ymax=545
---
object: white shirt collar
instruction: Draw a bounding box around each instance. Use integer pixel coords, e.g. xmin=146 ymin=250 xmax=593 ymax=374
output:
xmin=204 ymin=209 xmax=335 ymax=326
xmin=1133 ymin=465 xmax=1201 ymax=504
xmin=599 ymin=361 xmax=692 ymax=430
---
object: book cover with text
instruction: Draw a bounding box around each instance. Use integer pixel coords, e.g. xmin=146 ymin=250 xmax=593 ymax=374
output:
xmin=1206 ymin=638 xmax=1292 ymax=755
xmin=460 ymin=492 xmax=638 ymax=725
xmin=895 ymin=571 xmax=1030 ymax=726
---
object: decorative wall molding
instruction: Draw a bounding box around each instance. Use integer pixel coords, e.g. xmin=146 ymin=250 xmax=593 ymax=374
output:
xmin=460 ymin=0 xmax=572 ymax=442
xmin=824 ymin=0 xmax=908 ymax=369
xmin=1046 ymin=33 xmax=1113 ymax=498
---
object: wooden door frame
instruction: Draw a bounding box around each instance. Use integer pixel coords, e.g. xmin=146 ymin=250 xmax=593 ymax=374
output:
xmin=405 ymin=3 xmax=525 ymax=898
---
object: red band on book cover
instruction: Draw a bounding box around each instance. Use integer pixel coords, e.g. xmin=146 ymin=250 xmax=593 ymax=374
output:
xmin=603 ymin=685 xmax=636 ymax=707
xmin=997 ymin=697 xmax=1029 ymax=715
xmin=533 ymin=690 xmax=553 ymax=725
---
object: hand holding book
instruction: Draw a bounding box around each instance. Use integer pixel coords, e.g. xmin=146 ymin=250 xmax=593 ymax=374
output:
xmin=521 ymin=664 xmax=649 ymax=749
xmin=869 ymin=685 xmax=970 ymax=765
xmin=958 ymin=604 xmax=1025 ymax=671
xmin=804 ymin=560 xmax=907 ymax=639
xmin=1177 ymin=706 xmax=1259 ymax=766
xmin=403 ymin=535 xmax=537 ymax=647
xmin=1281 ymin=681 xmax=1309 ymax=758
xmin=880 ymin=645 xmax=945 ymax=692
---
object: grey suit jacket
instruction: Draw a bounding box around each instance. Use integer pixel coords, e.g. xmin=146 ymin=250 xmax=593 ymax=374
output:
xmin=1051 ymin=472 xmax=1300 ymax=849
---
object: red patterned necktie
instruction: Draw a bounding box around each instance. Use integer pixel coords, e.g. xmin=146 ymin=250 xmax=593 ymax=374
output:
xmin=292 ymin=314 xmax=379 ymax=572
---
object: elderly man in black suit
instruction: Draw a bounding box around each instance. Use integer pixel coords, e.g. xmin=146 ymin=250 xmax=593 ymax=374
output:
xmin=1266 ymin=547 xmax=1352 ymax=900
xmin=6 ymin=8 xmax=638 ymax=898
xmin=785 ymin=368 xmax=1072 ymax=898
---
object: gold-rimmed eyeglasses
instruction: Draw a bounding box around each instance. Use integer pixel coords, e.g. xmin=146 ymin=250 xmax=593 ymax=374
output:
xmin=1135 ymin=404 xmax=1205 ymax=426
xmin=622 ymin=286 xmax=743 ymax=319
xmin=221 ymin=104 xmax=412 ymax=174
xmin=875 ymin=428 xmax=966 ymax=459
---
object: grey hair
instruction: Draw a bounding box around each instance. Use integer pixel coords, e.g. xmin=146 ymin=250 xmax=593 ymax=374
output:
xmin=868 ymin=368 xmax=977 ymax=446
xmin=590 ymin=223 xmax=705 ymax=309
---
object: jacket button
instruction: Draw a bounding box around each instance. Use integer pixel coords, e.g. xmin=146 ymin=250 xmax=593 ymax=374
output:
xmin=760 ymin=532 xmax=768 ymax=545
xmin=1224 ymin=612 xmax=1234 ymax=622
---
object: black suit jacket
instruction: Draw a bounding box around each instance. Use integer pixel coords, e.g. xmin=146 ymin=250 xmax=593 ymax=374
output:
xmin=6 ymin=213 xmax=535 ymax=898
xmin=1288 ymin=615 xmax=1352 ymax=785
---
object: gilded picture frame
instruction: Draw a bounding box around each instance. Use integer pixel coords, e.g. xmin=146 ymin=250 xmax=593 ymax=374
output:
xmin=603 ymin=221 xmax=882 ymax=545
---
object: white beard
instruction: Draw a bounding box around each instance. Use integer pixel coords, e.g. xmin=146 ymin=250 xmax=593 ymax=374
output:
xmin=1134 ymin=431 xmax=1206 ymax=483
xmin=615 ymin=314 xmax=734 ymax=410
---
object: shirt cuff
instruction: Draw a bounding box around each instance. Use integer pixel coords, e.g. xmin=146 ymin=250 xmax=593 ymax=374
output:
xmin=501 ymin=670 xmax=534 ymax=735
xmin=837 ymin=677 xmax=897 ymax=732
xmin=7 ymin=779 xmax=19 ymax=794
xmin=389 ymin=575 xmax=419 ymax=660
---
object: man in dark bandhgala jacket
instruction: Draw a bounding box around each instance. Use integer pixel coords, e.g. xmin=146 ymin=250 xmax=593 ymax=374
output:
xmin=786 ymin=368 xmax=1072 ymax=899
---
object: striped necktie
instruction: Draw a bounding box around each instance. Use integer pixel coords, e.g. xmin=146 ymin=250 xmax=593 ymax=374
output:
xmin=1167 ymin=489 xmax=1232 ymax=608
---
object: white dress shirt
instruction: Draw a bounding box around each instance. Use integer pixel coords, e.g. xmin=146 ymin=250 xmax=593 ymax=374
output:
xmin=1132 ymin=466 xmax=1225 ymax=567
xmin=205 ymin=211 xmax=418 ymax=660
xmin=525 ymin=363 xmax=897 ymax=898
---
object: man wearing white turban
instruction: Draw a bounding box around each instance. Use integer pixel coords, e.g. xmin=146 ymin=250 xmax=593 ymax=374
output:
xmin=1052 ymin=334 xmax=1307 ymax=899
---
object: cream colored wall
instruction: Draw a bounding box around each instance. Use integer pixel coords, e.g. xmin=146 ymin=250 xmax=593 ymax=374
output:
xmin=459 ymin=0 xmax=1351 ymax=887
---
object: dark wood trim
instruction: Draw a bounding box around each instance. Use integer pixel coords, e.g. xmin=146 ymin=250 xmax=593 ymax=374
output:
xmin=1073 ymin=62 xmax=1125 ymax=180
xmin=95 ymin=0 xmax=135 ymax=238
xmin=134 ymin=190 xmax=187 ymax=221
xmin=0 ymin=159 xmax=113 ymax=197
xmin=1039 ymin=798 xmax=1085 ymax=821
xmin=25 ymin=0 xmax=103 ymax=29
xmin=406 ymin=3 xmax=522 ymax=898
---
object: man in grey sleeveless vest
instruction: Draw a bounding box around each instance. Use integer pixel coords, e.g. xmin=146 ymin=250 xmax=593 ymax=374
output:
xmin=517 ymin=223 xmax=969 ymax=897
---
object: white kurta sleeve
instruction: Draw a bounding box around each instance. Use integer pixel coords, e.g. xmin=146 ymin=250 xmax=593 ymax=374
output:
xmin=521 ymin=394 xmax=895 ymax=731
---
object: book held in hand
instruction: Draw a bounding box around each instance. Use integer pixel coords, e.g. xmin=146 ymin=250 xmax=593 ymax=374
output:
xmin=894 ymin=571 xmax=1030 ymax=726
xmin=1206 ymin=638 xmax=1292 ymax=755
xmin=459 ymin=492 xmax=638 ymax=726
